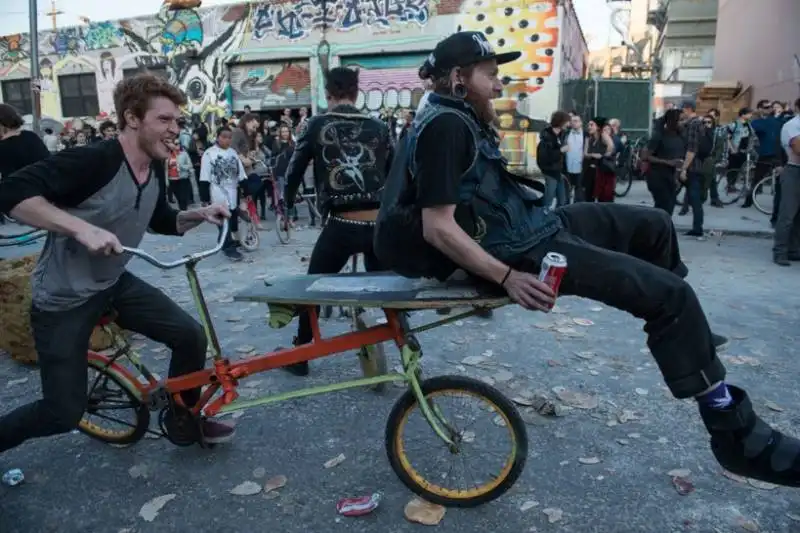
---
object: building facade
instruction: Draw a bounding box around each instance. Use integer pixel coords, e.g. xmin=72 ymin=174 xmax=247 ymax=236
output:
xmin=660 ymin=0 xmax=717 ymax=83
xmin=712 ymin=0 xmax=800 ymax=104
xmin=0 ymin=0 xmax=586 ymax=172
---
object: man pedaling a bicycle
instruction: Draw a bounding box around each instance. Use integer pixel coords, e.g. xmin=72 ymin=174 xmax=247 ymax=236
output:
xmin=0 ymin=74 xmax=237 ymax=452
xmin=374 ymin=31 xmax=800 ymax=489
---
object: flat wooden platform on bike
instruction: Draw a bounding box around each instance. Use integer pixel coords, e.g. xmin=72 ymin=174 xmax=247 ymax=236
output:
xmin=233 ymin=271 xmax=510 ymax=309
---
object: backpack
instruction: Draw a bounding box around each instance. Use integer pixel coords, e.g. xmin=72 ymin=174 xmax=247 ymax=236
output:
xmin=697 ymin=123 xmax=713 ymax=161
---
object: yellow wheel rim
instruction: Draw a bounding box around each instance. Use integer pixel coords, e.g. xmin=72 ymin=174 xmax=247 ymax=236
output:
xmin=394 ymin=389 xmax=518 ymax=500
xmin=79 ymin=418 xmax=137 ymax=439
xmin=80 ymin=367 xmax=141 ymax=440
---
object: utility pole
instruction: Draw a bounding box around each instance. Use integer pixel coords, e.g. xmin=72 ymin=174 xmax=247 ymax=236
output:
xmin=28 ymin=0 xmax=40 ymax=135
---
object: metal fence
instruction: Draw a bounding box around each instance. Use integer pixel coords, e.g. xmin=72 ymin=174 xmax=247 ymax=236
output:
xmin=560 ymin=78 xmax=652 ymax=139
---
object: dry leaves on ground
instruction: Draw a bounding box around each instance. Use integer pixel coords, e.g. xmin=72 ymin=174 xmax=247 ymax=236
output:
xmin=671 ymin=476 xmax=694 ymax=496
xmin=404 ymin=497 xmax=446 ymax=525
xmin=139 ymin=494 xmax=176 ymax=522
xmin=324 ymin=453 xmax=346 ymax=469
xmin=542 ymin=507 xmax=563 ymax=523
xmin=264 ymin=474 xmax=287 ymax=493
xmin=230 ymin=481 xmax=262 ymax=496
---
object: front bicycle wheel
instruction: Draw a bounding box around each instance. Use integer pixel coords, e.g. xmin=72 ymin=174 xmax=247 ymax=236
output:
xmin=276 ymin=213 xmax=291 ymax=244
xmin=79 ymin=358 xmax=150 ymax=446
xmin=385 ymin=375 xmax=527 ymax=507
xmin=752 ymin=174 xmax=776 ymax=215
xmin=239 ymin=219 xmax=260 ymax=251
xmin=716 ymin=168 xmax=746 ymax=205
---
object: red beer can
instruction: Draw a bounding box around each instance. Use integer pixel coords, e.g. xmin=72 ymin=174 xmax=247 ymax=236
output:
xmin=538 ymin=252 xmax=567 ymax=309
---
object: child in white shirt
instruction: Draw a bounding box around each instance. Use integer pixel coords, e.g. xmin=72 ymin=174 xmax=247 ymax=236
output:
xmin=199 ymin=126 xmax=248 ymax=261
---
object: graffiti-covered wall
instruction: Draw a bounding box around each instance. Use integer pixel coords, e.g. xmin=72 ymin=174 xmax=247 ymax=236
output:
xmin=0 ymin=0 xmax=585 ymax=173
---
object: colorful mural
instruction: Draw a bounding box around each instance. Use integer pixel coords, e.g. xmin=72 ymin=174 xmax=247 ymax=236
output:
xmin=0 ymin=0 xmax=583 ymax=174
xmin=458 ymin=0 xmax=561 ymax=171
xmin=341 ymin=54 xmax=426 ymax=111
xmin=229 ymin=61 xmax=312 ymax=111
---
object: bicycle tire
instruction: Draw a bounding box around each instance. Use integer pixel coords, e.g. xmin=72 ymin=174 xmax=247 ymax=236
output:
xmin=614 ymin=170 xmax=633 ymax=197
xmin=752 ymin=174 xmax=776 ymax=215
xmin=79 ymin=358 xmax=150 ymax=446
xmin=239 ymin=219 xmax=260 ymax=251
xmin=715 ymin=168 xmax=746 ymax=205
xmin=276 ymin=213 xmax=291 ymax=244
xmin=385 ymin=375 xmax=528 ymax=507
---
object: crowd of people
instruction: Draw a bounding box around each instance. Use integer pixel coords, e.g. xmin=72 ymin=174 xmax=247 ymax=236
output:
xmin=0 ymin=28 xmax=800 ymax=501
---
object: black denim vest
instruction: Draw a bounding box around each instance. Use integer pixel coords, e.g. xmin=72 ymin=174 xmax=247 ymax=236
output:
xmin=408 ymin=95 xmax=561 ymax=262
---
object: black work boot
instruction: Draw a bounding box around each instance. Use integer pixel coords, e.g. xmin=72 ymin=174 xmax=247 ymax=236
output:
xmin=699 ymin=385 xmax=800 ymax=487
xmin=774 ymin=255 xmax=791 ymax=267
xmin=277 ymin=338 xmax=310 ymax=377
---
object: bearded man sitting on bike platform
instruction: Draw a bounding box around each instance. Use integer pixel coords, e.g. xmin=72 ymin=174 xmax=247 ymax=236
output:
xmin=278 ymin=67 xmax=394 ymax=377
xmin=375 ymin=31 xmax=800 ymax=489
xmin=0 ymin=74 xmax=236 ymax=453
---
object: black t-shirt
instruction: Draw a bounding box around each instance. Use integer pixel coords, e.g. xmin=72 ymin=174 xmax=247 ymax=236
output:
xmin=415 ymin=113 xmax=476 ymax=207
xmin=647 ymin=128 xmax=685 ymax=174
xmin=0 ymin=130 xmax=50 ymax=178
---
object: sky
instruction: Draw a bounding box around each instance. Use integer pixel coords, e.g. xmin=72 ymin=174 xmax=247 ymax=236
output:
xmin=0 ymin=0 xmax=615 ymax=51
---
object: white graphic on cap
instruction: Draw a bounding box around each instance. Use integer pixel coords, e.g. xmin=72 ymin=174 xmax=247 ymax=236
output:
xmin=427 ymin=52 xmax=436 ymax=66
xmin=472 ymin=34 xmax=494 ymax=56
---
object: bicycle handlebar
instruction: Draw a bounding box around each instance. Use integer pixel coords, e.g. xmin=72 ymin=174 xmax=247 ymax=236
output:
xmin=121 ymin=219 xmax=229 ymax=270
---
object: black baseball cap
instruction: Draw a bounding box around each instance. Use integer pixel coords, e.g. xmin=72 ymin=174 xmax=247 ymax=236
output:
xmin=424 ymin=31 xmax=521 ymax=78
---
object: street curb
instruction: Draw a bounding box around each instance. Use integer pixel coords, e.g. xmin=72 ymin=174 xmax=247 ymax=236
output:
xmin=672 ymin=225 xmax=774 ymax=239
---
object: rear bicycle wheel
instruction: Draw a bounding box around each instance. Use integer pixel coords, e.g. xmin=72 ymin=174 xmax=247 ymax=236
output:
xmin=716 ymin=168 xmax=746 ymax=205
xmin=752 ymin=174 xmax=776 ymax=215
xmin=79 ymin=358 xmax=150 ymax=446
xmin=385 ymin=375 xmax=527 ymax=507
xmin=276 ymin=212 xmax=291 ymax=244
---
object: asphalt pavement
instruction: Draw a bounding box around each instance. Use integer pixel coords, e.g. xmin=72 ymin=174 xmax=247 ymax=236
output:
xmin=1 ymin=213 xmax=800 ymax=533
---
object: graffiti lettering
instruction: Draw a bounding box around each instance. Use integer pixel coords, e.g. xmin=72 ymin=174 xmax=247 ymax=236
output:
xmin=252 ymin=5 xmax=275 ymax=40
xmin=83 ymin=22 xmax=123 ymax=51
xmin=275 ymin=5 xmax=313 ymax=40
xmin=250 ymin=0 xmax=429 ymax=40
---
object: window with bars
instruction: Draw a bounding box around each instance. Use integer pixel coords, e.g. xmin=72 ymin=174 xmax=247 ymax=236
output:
xmin=1 ymin=79 xmax=33 ymax=116
xmin=122 ymin=66 xmax=169 ymax=80
xmin=58 ymin=73 xmax=99 ymax=117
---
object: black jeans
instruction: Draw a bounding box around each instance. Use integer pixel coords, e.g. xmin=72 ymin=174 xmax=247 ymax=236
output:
xmin=647 ymin=168 xmax=677 ymax=215
xmin=219 ymin=205 xmax=240 ymax=251
xmin=685 ymin=171 xmax=704 ymax=232
xmin=0 ymin=272 xmax=207 ymax=452
xmin=772 ymin=175 xmax=781 ymax=226
xmin=773 ymin=165 xmax=800 ymax=257
xmin=168 ymin=179 xmax=191 ymax=211
xmin=195 ymin=167 xmax=210 ymax=204
xmin=255 ymin=181 xmax=268 ymax=219
xmin=566 ymin=172 xmax=582 ymax=202
xmin=582 ymin=166 xmax=596 ymax=202
xmin=515 ymin=203 xmax=724 ymax=399
xmin=295 ymin=217 xmax=381 ymax=344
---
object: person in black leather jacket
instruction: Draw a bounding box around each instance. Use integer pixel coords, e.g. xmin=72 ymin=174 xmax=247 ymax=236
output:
xmin=279 ymin=67 xmax=394 ymax=376
xmin=536 ymin=111 xmax=571 ymax=208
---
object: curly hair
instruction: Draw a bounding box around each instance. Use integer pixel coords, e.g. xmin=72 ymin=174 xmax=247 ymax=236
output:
xmin=113 ymin=72 xmax=186 ymax=131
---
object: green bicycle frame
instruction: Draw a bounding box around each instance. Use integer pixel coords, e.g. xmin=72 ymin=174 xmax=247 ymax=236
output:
xmin=105 ymin=259 xmax=502 ymax=447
